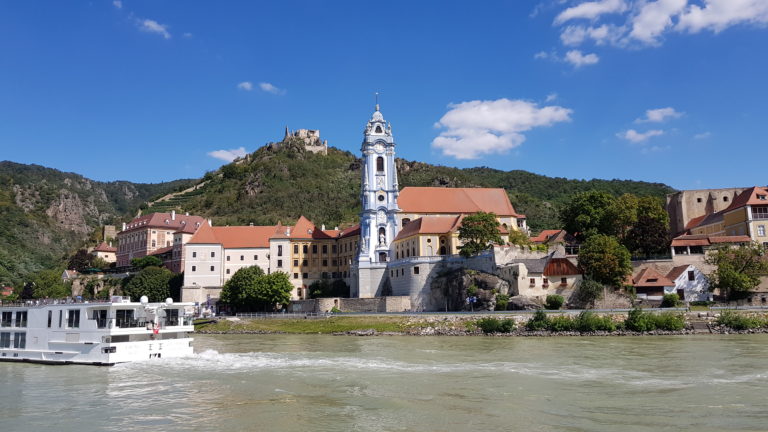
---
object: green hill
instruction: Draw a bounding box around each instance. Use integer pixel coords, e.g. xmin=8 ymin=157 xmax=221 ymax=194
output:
xmin=0 ymin=161 xmax=194 ymax=285
xmin=0 ymin=141 xmax=675 ymax=286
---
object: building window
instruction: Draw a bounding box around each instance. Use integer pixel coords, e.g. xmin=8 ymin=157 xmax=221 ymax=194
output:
xmin=560 ymin=277 xmax=567 ymax=286
xmin=688 ymin=270 xmax=695 ymax=281
xmin=240 ymin=255 xmax=244 ymax=261
xmin=278 ymin=245 xmax=283 ymax=257
xmin=226 ymin=256 xmax=230 ymax=261
xmin=543 ymin=278 xmax=549 ymax=288
xmin=322 ymin=259 xmax=328 ymax=267
xmin=322 ymin=272 xmax=328 ymax=279
xmin=332 ymin=259 xmax=337 ymax=266
xmin=724 ymin=196 xmax=729 ymax=202
xmin=753 ymin=207 xmax=768 ymax=219
xmin=210 ymin=266 xmax=214 ymax=271
xmin=376 ymin=156 xmax=384 ymax=172
xmin=277 ymin=260 xmax=283 ymax=268
xmin=303 ymin=245 xmax=308 ymax=254
xmin=312 ymin=245 xmax=318 ymax=254
xmin=151 ymin=240 xmax=156 ymax=247
xmin=13 ymin=332 xmax=25 ymax=349
xmin=294 ymin=273 xmax=299 ymax=279
xmin=294 ymin=245 xmax=299 ymax=254
xmin=211 ymin=251 xmax=215 ymax=258
xmin=297 ymin=288 xmax=302 ymax=298
xmin=15 ymin=311 xmax=27 ymax=328
xmin=758 ymin=225 xmax=766 ymax=237
xmin=254 ymin=255 xmax=258 ymax=260
xmin=332 ymin=245 xmax=337 ymax=253
xmin=696 ymin=197 xmax=702 ymax=203
xmin=293 ymin=260 xmax=299 ymax=267
xmin=529 ymin=278 xmax=536 ymax=286
xmin=414 ymin=266 xmax=420 ymax=275
xmin=322 ymin=245 xmax=328 ymax=254
xmin=192 ymin=251 xmax=197 ymax=258
xmin=192 ymin=266 xmax=196 ymax=272
xmin=226 ymin=269 xmax=230 ymax=275
xmin=303 ymin=273 xmax=308 ymax=279
xmin=302 ymin=259 xmax=308 ymax=266
xmin=67 ymin=310 xmax=80 ymax=328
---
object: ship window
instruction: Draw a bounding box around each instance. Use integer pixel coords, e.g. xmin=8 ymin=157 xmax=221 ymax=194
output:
xmin=0 ymin=332 xmax=9 ymax=348
xmin=67 ymin=310 xmax=80 ymax=328
xmin=116 ymin=310 xmax=135 ymax=328
xmin=15 ymin=311 xmax=27 ymax=328
xmin=58 ymin=310 xmax=63 ymax=328
xmin=166 ymin=309 xmax=180 ymax=326
xmin=13 ymin=332 xmax=25 ymax=349
xmin=47 ymin=311 xmax=52 ymax=328
xmin=0 ymin=311 xmax=10 ymax=327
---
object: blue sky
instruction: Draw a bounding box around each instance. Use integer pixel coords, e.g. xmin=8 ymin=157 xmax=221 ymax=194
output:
xmin=1 ymin=1 xmax=767 ymax=190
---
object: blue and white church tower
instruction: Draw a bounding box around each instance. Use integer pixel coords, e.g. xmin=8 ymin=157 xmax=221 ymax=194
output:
xmin=354 ymin=103 xmax=400 ymax=297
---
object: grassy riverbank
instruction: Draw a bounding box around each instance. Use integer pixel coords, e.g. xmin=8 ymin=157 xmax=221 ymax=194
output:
xmin=196 ymin=316 xmax=431 ymax=334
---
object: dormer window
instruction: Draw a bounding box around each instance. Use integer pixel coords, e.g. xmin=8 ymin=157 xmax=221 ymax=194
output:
xmin=758 ymin=195 xmax=767 ymax=201
xmin=647 ymin=278 xmax=657 ymax=282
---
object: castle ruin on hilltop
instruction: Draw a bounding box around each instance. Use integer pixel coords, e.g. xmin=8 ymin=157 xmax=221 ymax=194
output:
xmin=283 ymin=127 xmax=328 ymax=155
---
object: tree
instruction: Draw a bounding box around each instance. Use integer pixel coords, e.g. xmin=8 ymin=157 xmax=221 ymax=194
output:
xmin=604 ymin=194 xmax=638 ymax=241
xmin=458 ymin=212 xmax=504 ymax=258
xmin=131 ymin=256 xmax=163 ymax=269
xmin=30 ymin=269 xmax=71 ymax=299
xmin=309 ymin=279 xmax=350 ymax=298
xmin=577 ymin=234 xmax=632 ymax=287
xmin=574 ymin=277 xmax=604 ymax=307
xmin=220 ymin=267 xmax=293 ymax=311
xmin=624 ymin=197 xmax=670 ymax=258
xmin=508 ymin=229 xmax=531 ymax=247
xmin=123 ymin=266 xmax=173 ymax=302
xmin=706 ymin=242 xmax=768 ymax=300
xmin=560 ymin=190 xmax=616 ymax=241
xmin=220 ymin=266 xmax=265 ymax=309
xmin=67 ymin=249 xmax=94 ymax=272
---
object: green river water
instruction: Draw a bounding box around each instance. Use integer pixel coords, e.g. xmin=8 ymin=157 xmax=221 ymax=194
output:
xmin=2 ymin=334 xmax=768 ymax=431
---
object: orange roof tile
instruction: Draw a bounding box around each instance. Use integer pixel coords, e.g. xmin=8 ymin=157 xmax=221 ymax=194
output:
xmin=666 ymin=265 xmax=691 ymax=282
xmin=93 ymin=242 xmax=117 ymax=253
xmin=338 ymin=224 xmax=361 ymax=238
xmin=398 ymin=187 xmax=522 ymax=217
xmin=724 ymin=186 xmax=768 ymax=212
xmin=530 ymin=229 xmax=563 ymax=244
xmin=120 ymin=212 xmax=207 ymax=234
xmin=684 ymin=214 xmax=707 ymax=231
xmin=189 ymin=224 xmax=280 ymax=248
xmin=543 ymin=258 xmax=581 ymax=276
xmin=632 ymin=267 xmax=675 ymax=288
xmin=671 ymin=234 xmax=751 ymax=247
xmin=394 ymin=215 xmax=464 ymax=241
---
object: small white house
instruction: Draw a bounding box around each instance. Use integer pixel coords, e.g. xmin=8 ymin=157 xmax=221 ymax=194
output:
xmin=666 ymin=265 xmax=711 ymax=302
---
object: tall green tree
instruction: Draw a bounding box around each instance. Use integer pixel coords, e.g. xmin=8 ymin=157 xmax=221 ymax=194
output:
xmin=220 ymin=266 xmax=293 ymax=311
xmin=123 ymin=266 xmax=173 ymax=302
xmin=508 ymin=229 xmax=531 ymax=247
xmin=29 ymin=269 xmax=71 ymax=299
xmin=458 ymin=212 xmax=504 ymax=257
xmin=131 ymin=256 xmax=163 ymax=269
xmin=560 ymin=191 xmax=616 ymax=241
xmin=706 ymin=242 xmax=768 ymax=300
xmin=625 ymin=197 xmax=670 ymax=258
xmin=604 ymin=193 xmax=639 ymax=241
xmin=577 ymin=234 xmax=632 ymax=287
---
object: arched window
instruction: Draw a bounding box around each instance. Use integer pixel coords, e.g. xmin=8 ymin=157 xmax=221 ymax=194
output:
xmin=439 ymin=246 xmax=447 ymax=255
xmin=376 ymin=156 xmax=384 ymax=172
xmin=375 ymin=125 xmax=383 ymax=133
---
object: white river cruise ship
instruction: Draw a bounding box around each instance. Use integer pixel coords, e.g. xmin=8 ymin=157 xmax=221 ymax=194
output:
xmin=0 ymin=296 xmax=195 ymax=365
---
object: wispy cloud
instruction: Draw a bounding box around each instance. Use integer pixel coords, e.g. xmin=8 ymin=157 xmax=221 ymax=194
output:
xmin=618 ymin=129 xmax=664 ymax=143
xmin=112 ymin=0 xmax=122 ymax=9
xmin=259 ymin=82 xmax=285 ymax=95
xmin=432 ymin=98 xmax=572 ymax=159
xmin=208 ymin=147 xmax=247 ymax=162
xmin=237 ymin=81 xmax=254 ymax=91
xmin=694 ymin=131 xmax=712 ymax=140
xmin=545 ymin=92 xmax=558 ymax=102
xmin=139 ymin=19 xmax=171 ymax=39
xmin=635 ymin=107 xmax=683 ymax=123
xmin=554 ymin=0 xmax=628 ymax=25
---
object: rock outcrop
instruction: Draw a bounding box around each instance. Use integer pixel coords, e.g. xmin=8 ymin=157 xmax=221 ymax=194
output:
xmin=430 ymin=268 xmax=510 ymax=312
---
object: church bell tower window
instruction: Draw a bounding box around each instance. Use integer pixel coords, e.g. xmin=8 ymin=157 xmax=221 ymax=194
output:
xmin=376 ymin=156 xmax=384 ymax=172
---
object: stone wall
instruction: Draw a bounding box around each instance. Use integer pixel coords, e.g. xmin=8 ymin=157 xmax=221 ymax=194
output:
xmin=289 ymin=296 xmax=411 ymax=313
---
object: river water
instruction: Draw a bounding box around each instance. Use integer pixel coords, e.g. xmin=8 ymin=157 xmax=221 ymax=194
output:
xmin=2 ymin=334 xmax=768 ymax=432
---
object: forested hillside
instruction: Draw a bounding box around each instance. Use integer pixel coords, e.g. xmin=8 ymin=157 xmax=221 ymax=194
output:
xmin=0 ymin=161 xmax=193 ymax=285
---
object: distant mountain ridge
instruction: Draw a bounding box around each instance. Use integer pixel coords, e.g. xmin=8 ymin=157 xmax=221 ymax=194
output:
xmin=0 ymin=143 xmax=675 ymax=285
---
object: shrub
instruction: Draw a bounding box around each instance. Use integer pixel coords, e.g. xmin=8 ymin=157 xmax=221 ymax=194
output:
xmin=716 ymin=310 xmax=764 ymax=330
xmin=545 ymin=294 xmax=565 ymax=310
xmin=330 ymin=306 xmax=342 ymax=314
xmin=547 ymin=315 xmax=576 ymax=332
xmin=574 ymin=278 xmax=604 ymax=306
xmin=653 ymin=312 xmax=685 ymax=331
xmin=624 ymin=308 xmax=656 ymax=332
xmin=495 ymin=294 xmax=509 ymax=311
xmin=574 ymin=311 xmax=615 ymax=332
xmin=476 ymin=317 xmax=515 ymax=334
xmin=525 ymin=309 xmax=550 ymax=331
xmin=467 ymin=284 xmax=478 ymax=297
xmin=661 ymin=293 xmax=681 ymax=308
xmin=690 ymin=301 xmax=715 ymax=307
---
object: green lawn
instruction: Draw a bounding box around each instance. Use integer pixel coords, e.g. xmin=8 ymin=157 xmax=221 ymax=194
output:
xmin=196 ymin=316 xmax=427 ymax=334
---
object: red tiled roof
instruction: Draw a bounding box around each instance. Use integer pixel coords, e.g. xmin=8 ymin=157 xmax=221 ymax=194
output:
xmin=1 ymin=286 xmax=14 ymax=296
xmin=338 ymin=224 xmax=361 ymax=239
xmin=121 ymin=213 xmax=207 ymax=234
xmin=93 ymin=242 xmax=117 ymax=253
xmin=724 ymin=186 xmax=768 ymax=213
xmin=632 ymin=267 xmax=675 ymax=288
xmin=543 ymin=258 xmax=581 ymax=276
xmin=671 ymin=234 xmax=751 ymax=247
xmin=666 ymin=265 xmax=691 ymax=282
xmin=398 ymin=187 xmax=522 ymax=217
xmin=684 ymin=214 xmax=707 ymax=231
xmin=148 ymin=246 xmax=173 ymax=256
xmin=188 ymin=223 xmax=280 ymax=248
xmin=530 ymin=229 xmax=564 ymax=244
xmin=394 ymin=215 xmax=463 ymax=241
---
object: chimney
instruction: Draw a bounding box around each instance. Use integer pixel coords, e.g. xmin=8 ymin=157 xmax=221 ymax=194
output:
xmin=109 ymin=241 xmax=112 ymax=247
xmin=286 ymin=227 xmax=291 ymax=236
xmin=334 ymin=226 xmax=339 ymax=230
xmin=249 ymin=222 xmax=254 ymax=226
xmin=122 ymin=222 xmax=126 ymax=231
xmin=185 ymin=212 xmax=189 ymax=216
xmin=321 ymin=224 xmax=326 ymax=231
xmin=171 ymin=210 xmax=176 ymax=221
xmin=208 ymin=219 xmax=212 ymax=226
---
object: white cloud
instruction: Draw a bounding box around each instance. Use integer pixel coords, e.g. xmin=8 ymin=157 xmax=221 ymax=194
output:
xmin=636 ymin=107 xmax=683 ymax=123
xmin=560 ymin=23 xmax=626 ymax=45
xmin=564 ymin=49 xmax=600 ymax=67
xmin=629 ymin=0 xmax=687 ymax=44
xmin=554 ymin=0 xmax=628 ymax=25
xmin=677 ymin=0 xmax=768 ymax=34
xmin=694 ymin=131 xmax=712 ymax=139
xmin=208 ymin=147 xmax=248 ymax=162
xmin=139 ymin=19 xmax=171 ymax=39
xmin=545 ymin=92 xmax=558 ymax=102
xmin=112 ymin=0 xmax=122 ymax=9
xmin=534 ymin=50 xmax=552 ymax=59
xmin=237 ymin=81 xmax=254 ymax=91
xmin=431 ymin=98 xmax=573 ymax=159
xmin=259 ymin=82 xmax=285 ymax=95
xmin=618 ymin=129 xmax=664 ymax=143
xmin=183 ymin=32 xmax=193 ymax=38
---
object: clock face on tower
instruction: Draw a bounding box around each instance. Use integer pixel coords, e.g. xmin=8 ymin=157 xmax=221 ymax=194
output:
xmin=374 ymin=143 xmax=384 ymax=153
